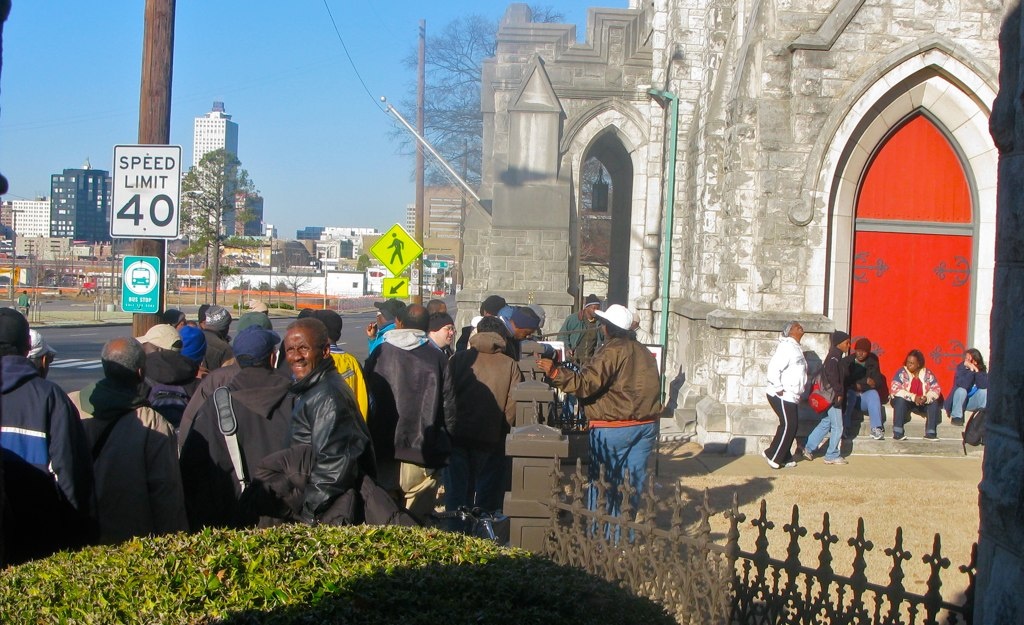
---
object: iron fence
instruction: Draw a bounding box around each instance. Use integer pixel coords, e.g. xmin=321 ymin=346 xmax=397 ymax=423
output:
xmin=541 ymin=459 xmax=975 ymax=625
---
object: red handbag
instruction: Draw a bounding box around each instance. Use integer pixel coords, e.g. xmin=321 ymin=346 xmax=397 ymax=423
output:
xmin=807 ymin=372 xmax=835 ymax=413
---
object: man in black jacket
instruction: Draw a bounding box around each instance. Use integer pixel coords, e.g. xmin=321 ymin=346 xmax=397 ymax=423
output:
xmin=179 ymin=325 xmax=295 ymax=529
xmin=364 ymin=304 xmax=454 ymax=519
xmin=284 ymin=318 xmax=375 ymax=524
xmin=0 ymin=309 xmax=96 ymax=564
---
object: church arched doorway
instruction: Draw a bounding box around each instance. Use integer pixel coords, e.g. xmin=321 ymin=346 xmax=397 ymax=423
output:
xmin=849 ymin=112 xmax=974 ymax=391
xmin=578 ymin=131 xmax=633 ymax=306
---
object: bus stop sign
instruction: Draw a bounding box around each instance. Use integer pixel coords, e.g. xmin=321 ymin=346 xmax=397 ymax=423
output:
xmin=121 ymin=255 xmax=160 ymax=314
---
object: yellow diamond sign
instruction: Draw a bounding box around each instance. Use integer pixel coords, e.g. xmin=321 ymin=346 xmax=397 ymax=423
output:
xmin=382 ymin=277 xmax=410 ymax=299
xmin=370 ymin=224 xmax=423 ymax=277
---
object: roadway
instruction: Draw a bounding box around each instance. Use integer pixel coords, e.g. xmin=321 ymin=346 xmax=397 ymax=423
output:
xmin=40 ymin=310 xmax=378 ymax=393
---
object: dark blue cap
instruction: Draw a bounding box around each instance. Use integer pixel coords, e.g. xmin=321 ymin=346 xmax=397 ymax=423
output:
xmin=232 ymin=325 xmax=281 ymax=362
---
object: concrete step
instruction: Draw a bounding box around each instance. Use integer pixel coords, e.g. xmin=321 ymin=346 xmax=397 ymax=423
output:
xmin=799 ymin=414 xmax=982 ymax=458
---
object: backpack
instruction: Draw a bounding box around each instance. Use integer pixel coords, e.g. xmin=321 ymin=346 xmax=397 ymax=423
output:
xmin=147 ymin=383 xmax=191 ymax=430
xmin=962 ymin=409 xmax=986 ymax=454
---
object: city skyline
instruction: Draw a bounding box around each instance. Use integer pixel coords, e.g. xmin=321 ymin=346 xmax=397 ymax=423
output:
xmin=0 ymin=1 xmax=607 ymax=238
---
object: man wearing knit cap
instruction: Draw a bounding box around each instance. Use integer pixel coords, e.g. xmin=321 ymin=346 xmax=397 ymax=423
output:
xmin=200 ymin=305 xmax=234 ymax=370
xmin=506 ymin=306 xmax=541 ymax=361
xmin=366 ymin=298 xmax=406 ymax=356
xmin=842 ymin=337 xmax=888 ymax=440
xmin=559 ymin=294 xmax=603 ymax=365
xmin=311 ymin=309 xmax=369 ymax=419
xmin=802 ymin=330 xmax=851 ymax=465
xmin=427 ymin=312 xmax=455 ymax=357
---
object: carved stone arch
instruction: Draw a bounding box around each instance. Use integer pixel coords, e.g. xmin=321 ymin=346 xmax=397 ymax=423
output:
xmin=807 ymin=43 xmax=997 ymax=358
xmin=561 ymin=100 xmax=651 ymax=306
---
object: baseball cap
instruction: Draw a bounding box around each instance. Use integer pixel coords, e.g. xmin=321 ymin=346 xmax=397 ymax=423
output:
xmin=138 ymin=324 xmax=182 ymax=351
xmin=247 ymin=299 xmax=269 ymax=313
xmin=0 ymin=308 xmax=30 ymax=353
xmin=232 ymin=326 xmax=281 ymax=362
xmin=236 ymin=311 xmax=272 ymax=332
xmin=374 ymin=298 xmax=406 ymax=323
xmin=594 ymin=304 xmax=633 ymax=331
xmin=28 ymin=329 xmax=57 ymax=359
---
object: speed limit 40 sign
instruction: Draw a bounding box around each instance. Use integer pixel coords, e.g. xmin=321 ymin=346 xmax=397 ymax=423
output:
xmin=111 ymin=144 xmax=181 ymax=238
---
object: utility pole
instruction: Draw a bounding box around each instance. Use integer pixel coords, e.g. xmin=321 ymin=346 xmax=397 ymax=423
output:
xmin=132 ymin=0 xmax=175 ymax=337
xmin=414 ymin=19 xmax=425 ymax=305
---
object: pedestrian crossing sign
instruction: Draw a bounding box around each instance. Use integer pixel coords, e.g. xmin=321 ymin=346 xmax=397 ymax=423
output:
xmin=370 ymin=224 xmax=422 ymax=277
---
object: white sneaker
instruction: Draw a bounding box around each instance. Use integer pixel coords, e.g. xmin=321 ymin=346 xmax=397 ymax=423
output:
xmin=783 ymin=461 xmax=797 ymax=468
xmin=870 ymin=427 xmax=884 ymax=440
xmin=761 ymin=450 xmax=780 ymax=469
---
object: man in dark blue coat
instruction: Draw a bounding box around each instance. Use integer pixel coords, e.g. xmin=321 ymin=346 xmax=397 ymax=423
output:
xmin=0 ymin=309 xmax=96 ymax=564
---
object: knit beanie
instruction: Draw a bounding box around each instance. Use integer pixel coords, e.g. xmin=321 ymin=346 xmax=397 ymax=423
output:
xmin=853 ymin=337 xmax=872 ymax=352
xmin=831 ymin=330 xmax=851 ymax=348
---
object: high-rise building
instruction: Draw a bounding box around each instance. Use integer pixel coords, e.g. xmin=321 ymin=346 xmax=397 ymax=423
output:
xmin=1 ymin=198 xmax=50 ymax=238
xmin=50 ymin=161 xmax=111 ymax=242
xmin=192 ymin=101 xmax=238 ymax=166
xmin=234 ymin=191 xmax=264 ymax=236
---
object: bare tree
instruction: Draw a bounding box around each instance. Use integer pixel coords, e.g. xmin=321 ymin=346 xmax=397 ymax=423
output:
xmin=393 ymin=5 xmax=564 ymax=185
xmin=280 ymin=252 xmax=313 ymax=309
xmin=180 ymin=149 xmax=255 ymax=305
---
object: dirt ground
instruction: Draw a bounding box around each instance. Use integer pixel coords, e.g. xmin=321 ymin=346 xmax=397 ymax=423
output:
xmin=647 ymin=441 xmax=980 ymax=601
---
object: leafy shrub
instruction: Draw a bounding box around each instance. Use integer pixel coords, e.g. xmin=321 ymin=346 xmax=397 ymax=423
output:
xmin=269 ymin=302 xmax=294 ymax=310
xmin=0 ymin=525 xmax=673 ymax=624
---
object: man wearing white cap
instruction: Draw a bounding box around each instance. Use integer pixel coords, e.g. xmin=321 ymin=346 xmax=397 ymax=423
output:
xmin=27 ymin=329 xmax=57 ymax=378
xmin=536 ymin=304 xmax=662 ymax=525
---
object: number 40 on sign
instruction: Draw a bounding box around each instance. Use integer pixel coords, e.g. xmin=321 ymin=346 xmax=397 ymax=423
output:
xmin=110 ymin=144 xmax=182 ymax=239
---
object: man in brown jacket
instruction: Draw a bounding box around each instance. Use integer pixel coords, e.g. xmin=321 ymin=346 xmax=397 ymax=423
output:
xmin=537 ymin=305 xmax=661 ymax=521
xmin=446 ymin=316 xmax=523 ymax=512
xmin=71 ymin=337 xmax=188 ymax=543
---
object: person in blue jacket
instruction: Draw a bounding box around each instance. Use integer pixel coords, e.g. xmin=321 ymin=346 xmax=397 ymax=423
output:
xmin=943 ymin=348 xmax=989 ymax=426
xmin=0 ymin=308 xmax=96 ymax=564
xmin=366 ymin=298 xmax=406 ymax=356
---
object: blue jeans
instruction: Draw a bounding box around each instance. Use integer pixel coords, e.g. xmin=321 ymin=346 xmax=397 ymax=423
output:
xmin=949 ymin=387 xmax=987 ymax=420
xmin=892 ymin=397 xmax=941 ymax=436
xmin=443 ymin=446 xmax=506 ymax=513
xmin=805 ymin=406 xmax=843 ymax=460
xmin=587 ymin=422 xmax=657 ymax=518
xmin=844 ymin=389 xmax=883 ymax=430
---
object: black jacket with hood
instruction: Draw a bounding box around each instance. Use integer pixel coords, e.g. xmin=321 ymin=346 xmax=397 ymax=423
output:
xmin=1 ymin=355 xmax=96 ymax=564
xmin=364 ymin=329 xmax=454 ymax=469
xmin=179 ymin=365 xmax=295 ymax=529
xmin=289 ymin=358 xmax=375 ymax=524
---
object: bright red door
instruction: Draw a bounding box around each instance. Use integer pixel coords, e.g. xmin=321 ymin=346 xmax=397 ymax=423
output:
xmin=850 ymin=114 xmax=973 ymax=393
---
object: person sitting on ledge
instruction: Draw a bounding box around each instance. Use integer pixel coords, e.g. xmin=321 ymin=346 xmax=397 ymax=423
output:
xmin=889 ymin=349 xmax=942 ymax=441
xmin=943 ymin=348 xmax=988 ymax=426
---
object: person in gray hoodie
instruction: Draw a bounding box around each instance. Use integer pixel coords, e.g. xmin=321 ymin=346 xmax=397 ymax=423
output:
xmin=364 ymin=304 xmax=454 ymax=520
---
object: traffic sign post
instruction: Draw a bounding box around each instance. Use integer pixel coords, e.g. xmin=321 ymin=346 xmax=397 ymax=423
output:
xmin=382 ymin=277 xmax=410 ymax=299
xmin=369 ymin=224 xmax=423 ymax=277
xmin=111 ymin=144 xmax=182 ymax=238
xmin=121 ymin=256 xmax=161 ymax=314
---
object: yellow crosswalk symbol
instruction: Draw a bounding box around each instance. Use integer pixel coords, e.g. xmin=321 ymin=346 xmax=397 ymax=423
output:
xmin=382 ymin=277 xmax=409 ymax=299
xmin=370 ymin=224 xmax=423 ymax=277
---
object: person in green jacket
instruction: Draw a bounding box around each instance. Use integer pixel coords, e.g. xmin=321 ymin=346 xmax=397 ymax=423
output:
xmin=558 ymin=294 xmax=602 ymax=365
xmin=16 ymin=291 xmax=29 ymax=316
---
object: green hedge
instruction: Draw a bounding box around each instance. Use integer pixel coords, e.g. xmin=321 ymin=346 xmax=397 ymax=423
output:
xmin=0 ymin=525 xmax=674 ymax=624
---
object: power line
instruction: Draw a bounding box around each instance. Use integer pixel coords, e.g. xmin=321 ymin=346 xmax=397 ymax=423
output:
xmin=321 ymin=0 xmax=386 ymax=113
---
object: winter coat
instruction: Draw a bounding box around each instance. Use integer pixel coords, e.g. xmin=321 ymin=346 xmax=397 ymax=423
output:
xmin=178 ymin=365 xmax=294 ymax=530
xmin=364 ymin=328 xmax=454 ymax=469
xmin=548 ymin=337 xmax=662 ymax=423
xmin=765 ymin=336 xmax=808 ymax=404
xmin=289 ymin=358 xmax=375 ymax=523
xmin=202 ymin=329 xmax=234 ymax=371
xmin=367 ymin=321 xmax=396 ymax=356
xmin=558 ymin=311 xmax=602 ymax=362
xmin=1 ymin=355 xmax=96 ymax=564
xmin=843 ymin=351 xmax=889 ymax=403
xmin=177 ymin=362 xmax=242 ymax=448
xmin=890 ymin=366 xmax=942 ymax=404
xmin=821 ymin=346 xmax=848 ymax=409
xmin=943 ymin=363 xmax=990 ymax=414
xmin=329 ymin=346 xmax=369 ymax=419
xmin=145 ymin=349 xmax=201 ymax=394
xmin=71 ymin=378 xmax=188 ymax=544
xmin=448 ymin=332 xmax=523 ymax=452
